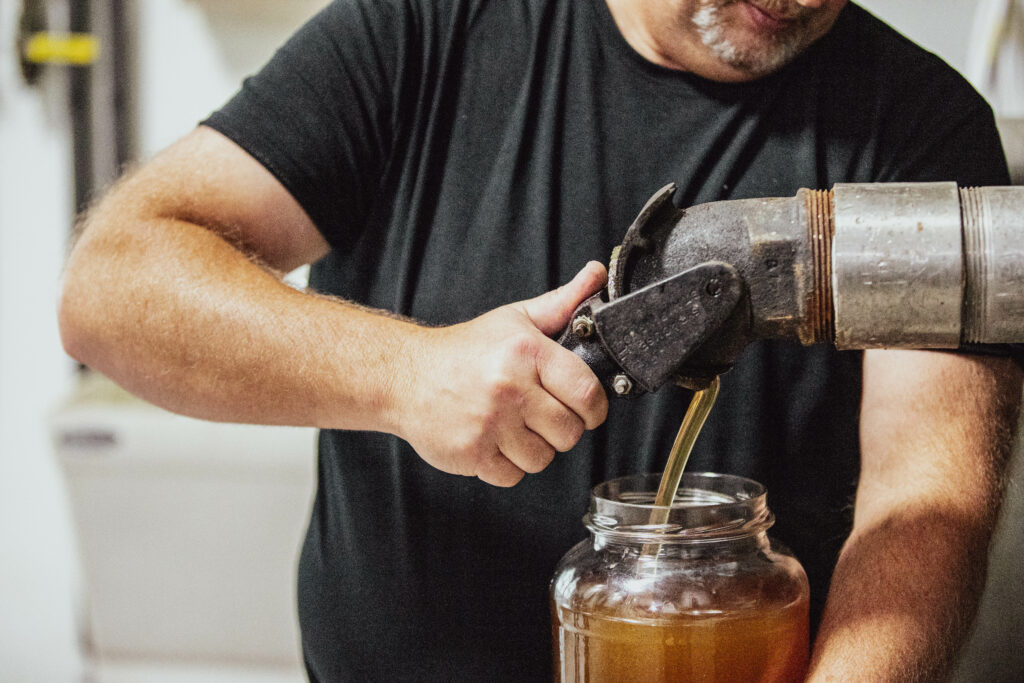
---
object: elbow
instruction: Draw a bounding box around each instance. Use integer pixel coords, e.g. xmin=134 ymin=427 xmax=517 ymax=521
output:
xmin=57 ymin=243 xmax=114 ymax=370
xmin=57 ymin=180 xmax=152 ymax=373
xmin=57 ymin=268 xmax=93 ymax=366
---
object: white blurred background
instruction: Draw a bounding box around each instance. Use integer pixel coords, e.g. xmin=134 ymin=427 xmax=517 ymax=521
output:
xmin=1 ymin=1 xmax=1022 ymax=681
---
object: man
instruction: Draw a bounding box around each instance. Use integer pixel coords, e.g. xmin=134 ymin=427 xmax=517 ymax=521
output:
xmin=58 ymin=0 xmax=1022 ymax=680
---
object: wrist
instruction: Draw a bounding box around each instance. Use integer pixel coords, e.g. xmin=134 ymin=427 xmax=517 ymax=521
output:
xmin=370 ymin=317 xmax=436 ymax=440
xmin=310 ymin=302 xmax=431 ymax=434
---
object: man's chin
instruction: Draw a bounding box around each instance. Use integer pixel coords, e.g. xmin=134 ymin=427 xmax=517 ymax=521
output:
xmin=705 ymin=27 xmax=805 ymax=77
xmin=694 ymin=6 xmax=804 ymax=77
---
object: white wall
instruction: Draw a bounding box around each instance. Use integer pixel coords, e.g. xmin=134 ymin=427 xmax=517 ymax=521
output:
xmin=0 ymin=1 xmax=80 ymax=680
xmin=0 ymin=2 xmax=325 ymax=681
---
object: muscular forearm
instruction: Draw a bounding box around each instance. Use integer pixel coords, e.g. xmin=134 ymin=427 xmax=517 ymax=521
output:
xmin=808 ymin=504 xmax=995 ymax=681
xmin=60 ymin=201 xmax=415 ymax=431
xmin=807 ymin=350 xmax=1021 ymax=682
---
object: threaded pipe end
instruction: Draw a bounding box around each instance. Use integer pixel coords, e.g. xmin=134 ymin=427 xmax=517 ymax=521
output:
xmin=960 ymin=187 xmax=986 ymax=344
xmin=805 ymin=189 xmax=835 ymax=344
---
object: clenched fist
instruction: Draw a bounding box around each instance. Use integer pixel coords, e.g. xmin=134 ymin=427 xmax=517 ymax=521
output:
xmin=390 ymin=262 xmax=610 ymax=486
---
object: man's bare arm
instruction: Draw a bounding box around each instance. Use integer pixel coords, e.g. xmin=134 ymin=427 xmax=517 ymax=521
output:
xmin=807 ymin=350 xmax=1022 ymax=681
xmin=58 ymin=126 xmax=608 ymax=486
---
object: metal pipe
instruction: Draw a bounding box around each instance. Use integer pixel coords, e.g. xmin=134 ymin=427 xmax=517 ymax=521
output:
xmin=561 ymin=182 xmax=1024 ymax=395
xmin=828 ymin=182 xmax=1024 ymax=349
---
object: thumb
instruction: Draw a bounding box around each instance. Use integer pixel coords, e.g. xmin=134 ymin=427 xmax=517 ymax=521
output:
xmin=520 ymin=261 xmax=608 ymax=336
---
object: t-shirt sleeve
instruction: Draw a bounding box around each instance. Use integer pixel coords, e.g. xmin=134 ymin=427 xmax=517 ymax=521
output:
xmin=202 ymin=0 xmax=416 ymax=250
xmin=873 ymin=51 xmax=1010 ymax=187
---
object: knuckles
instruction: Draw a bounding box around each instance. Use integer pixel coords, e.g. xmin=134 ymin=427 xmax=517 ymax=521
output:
xmin=480 ymin=349 xmax=533 ymax=409
xmin=475 ymin=451 xmax=525 ymax=487
xmin=574 ymin=375 xmax=608 ymax=429
xmin=449 ymin=425 xmax=493 ymax=469
xmin=505 ymin=330 xmax=542 ymax=361
xmin=518 ymin=445 xmax=556 ymax=474
xmin=560 ymin=419 xmax=586 ymax=452
xmin=545 ymin=409 xmax=584 ymax=453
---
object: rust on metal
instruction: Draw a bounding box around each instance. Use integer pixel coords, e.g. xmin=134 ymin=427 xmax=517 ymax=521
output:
xmin=803 ymin=188 xmax=835 ymax=344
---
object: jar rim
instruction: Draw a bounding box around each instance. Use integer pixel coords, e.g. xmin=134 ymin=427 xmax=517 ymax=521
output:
xmin=585 ymin=472 xmax=774 ymax=543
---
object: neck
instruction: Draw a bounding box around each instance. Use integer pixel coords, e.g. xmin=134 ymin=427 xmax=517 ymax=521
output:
xmin=605 ymin=1 xmax=673 ymax=63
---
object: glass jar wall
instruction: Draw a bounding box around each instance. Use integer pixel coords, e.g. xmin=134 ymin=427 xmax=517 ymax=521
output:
xmin=550 ymin=473 xmax=809 ymax=683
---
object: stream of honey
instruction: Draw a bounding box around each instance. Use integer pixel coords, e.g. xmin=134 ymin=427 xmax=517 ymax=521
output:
xmin=646 ymin=376 xmax=721 ymax=529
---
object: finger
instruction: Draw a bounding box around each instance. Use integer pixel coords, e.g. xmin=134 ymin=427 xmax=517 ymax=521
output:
xmin=522 ymin=386 xmax=585 ymax=453
xmin=475 ymin=450 xmax=526 ymax=487
xmin=496 ymin=422 xmax=557 ymax=474
xmin=518 ymin=261 xmax=607 ymax=336
xmin=533 ymin=342 xmax=608 ymax=430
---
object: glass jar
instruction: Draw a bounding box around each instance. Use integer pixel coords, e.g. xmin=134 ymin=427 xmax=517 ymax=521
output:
xmin=550 ymin=473 xmax=809 ymax=683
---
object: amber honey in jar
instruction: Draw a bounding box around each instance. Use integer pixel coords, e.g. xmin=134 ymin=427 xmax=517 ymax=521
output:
xmin=550 ymin=473 xmax=809 ymax=682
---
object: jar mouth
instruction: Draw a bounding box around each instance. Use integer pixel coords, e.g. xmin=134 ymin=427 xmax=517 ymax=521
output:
xmin=585 ymin=472 xmax=773 ymax=543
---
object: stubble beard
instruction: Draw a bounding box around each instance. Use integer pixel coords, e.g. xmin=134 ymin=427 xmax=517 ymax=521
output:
xmin=692 ymin=1 xmax=810 ymax=77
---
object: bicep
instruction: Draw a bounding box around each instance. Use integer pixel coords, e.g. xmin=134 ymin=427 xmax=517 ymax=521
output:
xmin=119 ymin=125 xmax=330 ymax=273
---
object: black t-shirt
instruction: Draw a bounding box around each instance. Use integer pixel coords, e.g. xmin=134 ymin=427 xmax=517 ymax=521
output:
xmin=204 ymin=1 xmax=1009 ymax=680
